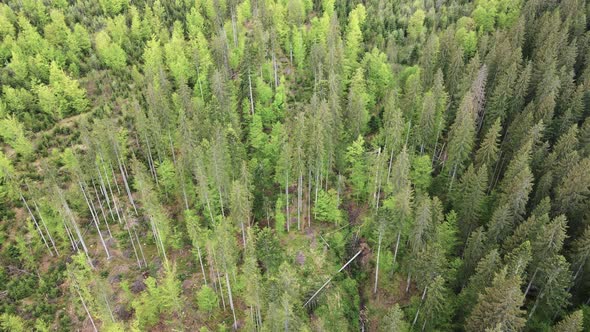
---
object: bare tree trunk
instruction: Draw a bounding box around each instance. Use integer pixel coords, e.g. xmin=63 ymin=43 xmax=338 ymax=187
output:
xmin=528 ymin=295 xmax=541 ymax=319
xmin=297 ymin=170 xmax=302 ymax=231
xmin=102 ymin=291 xmax=115 ymax=322
xmin=133 ymin=226 xmax=147 ymax=266
xmin=393 ymin=231 xmax=401 ymax=265
xmin=449 ymin=163 xmax=458 ymax=191
xmin=92 ymin=180 xmax=113 ymax=238
xmin=109 ymin=160 xmax=121 ymax=195
xmin=256 ymin=306 xmax=262 ymax=331
xmin=303 ymin=250 xmax=363 ymax=307
xmin=314 ymin=163 xmax=320 ymax=220
xmin=33 ymin=201 xmax=59 ymax=255
xmin=217 ymin=269 xmax=226 ymax=310
xmin=411 ymin=308 xmax=420 ymax=330
xmin=196 ymin=66 xmax=204 ymax=100
xmin=374 ymin=232 xmax=382 ymax=294
xmin=286 ymin=168 xmax=290 ymax=232
xmin=20 ymin=194 xmax=52 ymax=256
xmin=58 ymin=187 xmax=92 ymax=266
xmin=411 ymin=286 xmax=428 ymax=331
xmin=307 ymin=167 xmax=312 ymax=228
xmin=116 ymin=155 xmax=138 ymax=215
xmin=337 ymin=173 xmax=343 ymax=207
xmin=387 ymin=144 xmax=395 ymax=184
xmin=144 ymin=135 xmax=159 ymax=185
xmin=572 ymin=262 xmax=585 ymax=287
xmin=524 ymin=268 xmax=538 ymax=297
xmin=373 ymin=148 xmax=382 ymax=211
xmin=248 ymin=71 xmax=255 ymax=115
xmin=80 ymin=181 xmax=111 ymax=259
xmin=97 ymin=166 xmax=115 ymax=222
xmin=149 ymin=214 xmax=168 ymax=264
xmin=226 ymin=272 xmax=238 ymax=330
xmin=59 ymin=198 xmax=77 ymax=251
xmin=196 ymin=243 xmax=207 ymax=286
xmin=74 ymin=284 xmax=98 ymax=332
xmin=122 ymin=210 xmax=141 ymax=268
xmin=432 ymin=118 xmax=443 ymax=168
xmin=218 ymin=188 xmax=226 ymax=218
xmin=241 ymin=221 xmax=246 ymax=247
xmin=273 ymin=52 xmax=279 ymax=88
xmin=127 ymin=222 xmax=142 ymax=268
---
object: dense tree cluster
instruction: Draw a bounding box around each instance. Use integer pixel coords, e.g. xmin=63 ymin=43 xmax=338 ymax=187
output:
xmin=1 ymin=0 xmax=590 ymax=330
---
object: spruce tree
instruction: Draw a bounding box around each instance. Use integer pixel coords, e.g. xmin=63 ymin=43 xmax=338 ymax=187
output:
xmin=466 ymin=268 xmax=526 ymax=332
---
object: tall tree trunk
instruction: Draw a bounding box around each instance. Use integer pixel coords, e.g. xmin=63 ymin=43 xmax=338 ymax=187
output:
xmin=149 ymin=215 xmax=168 ymax=264
xmin=196 ymin=242 xmax=207 ymax=286
xmin=248 ymin=71 xmax=255 ymax=115
xmin=307 ymin=168 xmax=312 ymax=228
xmin=132 ymin=225 xmax=147 ymax=266
xmin=144 ymin=135 xmax=159 ymax=185
xmin=121 ymin=208 xmax=141 ymax=268
xmin=314 ymin=163 xmax=320 ymax=220
xmin=217 ymin=269 xmax=226 ymax=310
xmin=117 ymin=155 xmax=138 ymax=215
xmin=74 ymin=284 xmax=98 ymax=332
xmin=286 ymin=168 xmax=290 ymax=232
xmin=304 ymin=250 xmax=363 ymax=307
xmin=273 ymin=52 xmax=279 ymax=88
xmin=411 ymin=308 xmax=420 ymax=330
xmin=297 ymin=170 xmax=302 ymax=230
xmin=92 ymin=180 xmax=112 ymax=238
xmin=387 ymin=145 xmax=395 ymax=183
xmin=226 ymin=272 xmax=238 ymax=330
xmin=196 ymin=66 xmax=204 ymax=100
xmin=97 ymin=166 xmax=115 ymax=221
xmin=218 ymin=187 xmax=226 ymax=218
xmin=33 ymin=201 xmax=59 ymax=255
xmin=60 ymin=203 xmax=77 ymax=251
xmin=126 ymin=220 xmax=142 ymax=268
xmin=393 ymin=231 xmax=401 ymax=266
xmin=102 ymin=291 xmax=115 ymax=322
xmin=524 ymin=268 xmax=538 ymax=297
xmin=374 ymin=232 xmax=382 ymax=294
xmin=59 ymin=187 xmax=92 ymax=266
xmin=108 ymin=160 xmax=121 ymax=195
xmin=20 ymin=194 xmax=52 ymax=256
xmin=432 ymin=118 xmax=443 ymax=167
xmin=79 ymin=181 xmax=111 ymax=259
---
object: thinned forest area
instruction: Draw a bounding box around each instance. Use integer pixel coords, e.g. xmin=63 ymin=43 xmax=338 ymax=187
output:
xmin=0 ymin=0 xmax=590 ymax=331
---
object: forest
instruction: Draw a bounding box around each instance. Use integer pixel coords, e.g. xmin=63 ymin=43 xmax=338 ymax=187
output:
xmin=0 ymin=0 xmax=590 ymax=330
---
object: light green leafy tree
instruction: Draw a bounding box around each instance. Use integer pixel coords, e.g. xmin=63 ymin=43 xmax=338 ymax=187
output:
xmin=0 ymin=115 xmax=33 ymax=157
xmin=95 ymin=30 xmax=127 ymax=71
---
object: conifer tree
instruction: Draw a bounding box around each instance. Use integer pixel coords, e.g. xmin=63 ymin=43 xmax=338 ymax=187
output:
xmin=380 ymin=304 xmax=409 ymax=332
xmin=453 ymin=164 xmax=488 ymax=237
xmin=552 ymin=309 xmax=584 ymax=332
xmin=346 ymin=136 xmax=368 ymax=200
xmin=476 ymin=118 xmax=502 ymax=171
xmin=444 ymin=91 xmax=476 ymax=188
xmin=466 ymin=268 xmax=526 ymax=332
